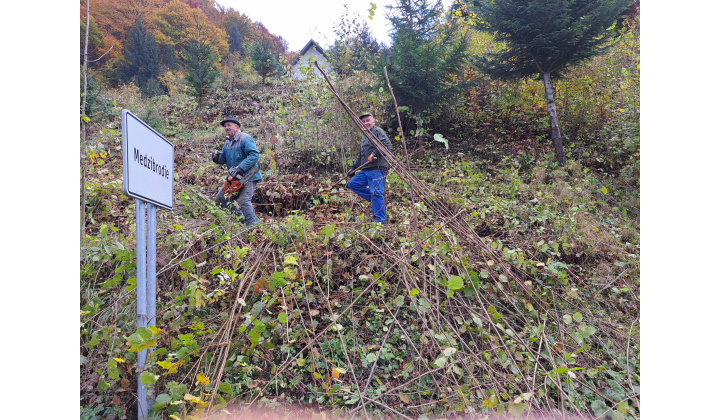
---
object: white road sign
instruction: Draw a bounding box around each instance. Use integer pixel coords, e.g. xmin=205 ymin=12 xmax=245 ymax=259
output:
xmin=122 ymin=110 xmax=174 ymax=209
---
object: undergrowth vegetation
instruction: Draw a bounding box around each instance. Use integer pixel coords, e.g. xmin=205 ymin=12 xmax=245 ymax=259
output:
xmin=80 ymin=15 xmax=639 ymax=420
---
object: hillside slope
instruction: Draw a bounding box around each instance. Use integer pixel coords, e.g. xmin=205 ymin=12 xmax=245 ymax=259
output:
xmin=81 ymin=74 xmax=639 ymax=420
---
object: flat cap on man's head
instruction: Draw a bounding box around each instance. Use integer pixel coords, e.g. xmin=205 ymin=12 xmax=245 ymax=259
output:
xmin=220 ymin=116 xmax=241 ymax=127
xmin=359 ymin=112 xmax=373 ymax=119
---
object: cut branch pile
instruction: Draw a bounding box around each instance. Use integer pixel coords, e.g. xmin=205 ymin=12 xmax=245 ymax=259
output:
xmin=253 ymin=174 xmax=319 ymax=216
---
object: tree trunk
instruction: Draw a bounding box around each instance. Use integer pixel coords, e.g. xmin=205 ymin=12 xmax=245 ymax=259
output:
xmin=415 ymin=112 xmax=423 ymax=151
xmin=81 ymin=0 xmax=90 ymax=240
xmin=542 ymin=71 xmax=565 ymax=166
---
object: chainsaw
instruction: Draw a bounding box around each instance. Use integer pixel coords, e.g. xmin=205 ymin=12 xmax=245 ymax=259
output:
xmin=223 ymin=165 xmax=259 ymax=199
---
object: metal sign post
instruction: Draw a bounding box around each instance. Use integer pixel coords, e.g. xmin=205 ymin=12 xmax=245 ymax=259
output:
xmin=136 ymin=200 xmax=149 ymax=418
xmin=135 ymin=200 xmax=157 ymax=418
xmin=122 ymin=110 xmax=173 ymax=420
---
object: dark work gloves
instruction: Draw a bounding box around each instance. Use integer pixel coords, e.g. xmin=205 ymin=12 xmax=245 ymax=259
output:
xmin=211 ymin=150 xmax=220 ymax=163
xmin=228 ymin=166 xmax=245 ymax=179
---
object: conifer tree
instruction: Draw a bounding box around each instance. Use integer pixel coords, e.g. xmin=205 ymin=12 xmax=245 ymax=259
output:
xmin=115 ymin=16 xmax=161 ymax=96
xmin=249 ymin=38 xmax=281 ymax=84
xmin=228 ymin=23 xmax=244 ymax=56
xmin=471 ymin=0 xmax=631 ymax=165
xmin=182 ymin=36 xmax=220 ymax=106
xmin=383 ymin=0 xmax=469 ymax=145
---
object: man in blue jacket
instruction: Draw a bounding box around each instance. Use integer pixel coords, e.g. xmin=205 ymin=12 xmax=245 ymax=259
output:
xmin=348 ymin=112 xmax=392 ymax=224
xmin=211 ymin=116 xmax=262 ymax=225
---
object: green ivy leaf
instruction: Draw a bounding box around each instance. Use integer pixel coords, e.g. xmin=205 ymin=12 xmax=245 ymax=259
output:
xmin=127 ymin=327 xmax=156 ymax=352
xmin=278 ymin=312 xmax=288 ymax=323
xmin=218 ymin=382 xmax=233 ymax=395
xmin=125 ymin=278 xmax=136 ymax=292
xmin=253 ymin=321 xmax=266 ymax=333
xmin=140 ymin=370 xmax=159 ymax=385
xmin=152 ymin=393 xmax=172 ymax=411
xmin=448 ymin=276 xmax=464 ymax=290
xmin=180 ymin=259 xmax=195 ymax=271
xmin=98 ymin=378 xmax=110 ymax=392
xmin=247 ymin=329 xmax=261 ymax=345
xmin=617 ymin=401 xmax=630 ymax=414
xmin=573 ymin=312 xmax=583 ymax=322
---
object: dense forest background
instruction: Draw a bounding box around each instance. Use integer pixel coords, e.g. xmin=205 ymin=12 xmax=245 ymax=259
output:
xmin=6 ymin=1 xmax=720 ymax=420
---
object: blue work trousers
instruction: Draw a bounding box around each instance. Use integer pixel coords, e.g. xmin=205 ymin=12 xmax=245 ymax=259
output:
xmin=348 ymin=169 xmax=386 ymax=224
xmin=215 ymin=180 xmax=260 ymax=226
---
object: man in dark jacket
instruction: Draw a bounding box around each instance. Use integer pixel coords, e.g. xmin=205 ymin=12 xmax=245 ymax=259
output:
xmin=348 ymin=113 xmax=392 ymax=224
xmin=211 ymin=116 xmax=262 ymax=225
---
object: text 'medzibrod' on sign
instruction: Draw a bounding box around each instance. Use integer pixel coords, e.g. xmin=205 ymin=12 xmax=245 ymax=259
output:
xmin=121 ymin=110 xmax=174 ymax=210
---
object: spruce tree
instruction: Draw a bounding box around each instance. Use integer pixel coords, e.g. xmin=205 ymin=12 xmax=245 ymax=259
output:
xmin=249 ymin=38 xmax=281 ymax=84
xmin=182 ymin=37 xmax=220 ymax=106
xmin=471 ymin=0 xmax=631 ymax=165
xmin=115 ymin=16 xmax=161 ymax=96
xmin=228 ymin=23 xmax=244 ymax=56
xmin=383 ymin=0 xmax=469 ymax=145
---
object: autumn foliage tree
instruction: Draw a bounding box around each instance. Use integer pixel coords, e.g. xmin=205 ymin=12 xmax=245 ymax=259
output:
xmin=79 ymin=13 xmax=121 ymax=70
xmin=79 ymin=17 xmax=104 ymax=65
xmin=152 ymin=0 xmax=228 ymax=70
xmin=221 ymin=9 xmax=263 ymax=56
xmin=87 ymin=0 xmax=167 ymax=48
xmin=83 ymin=0 xmax=292 ymax=93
